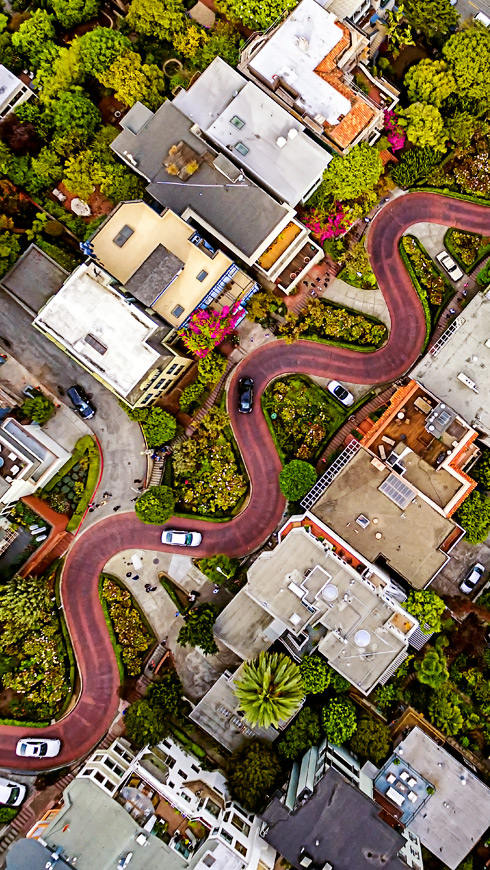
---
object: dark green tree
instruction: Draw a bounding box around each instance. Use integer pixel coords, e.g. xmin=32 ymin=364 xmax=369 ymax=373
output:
xmin=49 ymin=88 xmax=101 ymax=139
xmin=403 ymin=0 xmax=458 ymax=38
xmin=470 ymin=447 xmax=490 ymax=489
xmin=415 ymin=640 xmax=449 ymax=689
xmin=78 ymin=27 xmax=131 ymax=77
xmin=456 ymin=491 xmax=490 ymax=544
xmin=405 ymin=590 xmax=446 ymax=634
xmin=197 ymin=554 xmax=239 ymax=584
xmin=124 ymin=699 xmax=169 ymax=748
xmin=196 ymin=21 xmax=240 ymax=71
xmin=141 ymin=407 xmax=177 ymax=447
xmin=279 ymin=460 xmax=317 ymax=501
xmin=300 ymin=655 xmax=332 ymax=694
xmin=179 ymin=382 xmax=204 ymax=414
xmin=350 ymin=718 xmax=391 ymax=764
xmin=277 ymin=708 xmax=321 ymax=759
xmin=227 ymin=741 xmax=282 ymax=811
xmin=215 ymin=0 xmax=297 ymax=29
xmin=19 ymin=393 xmax=55 ymax=425
xmin=177 ymin=603 xmax=218 ymax=655
xmin=374 ymin=683 xmax=399 ymax=710
xmin=135 ymin=485 xmax=175 ymax=525
xmin=51 ymin=0 xmax=100 ymax=28
xmin=322 ymin=697 xmax=357 ymax=745
xmin=146 ymin=668 xmax=183 ymax=717
xmin=428 ymin=685 xmax=463 ymax=735
xmin=11 ymin=10 xmax=56 ymax=67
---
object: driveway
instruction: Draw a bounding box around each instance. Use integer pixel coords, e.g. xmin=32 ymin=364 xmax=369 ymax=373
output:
xmin=2 ymin=192 xmax=490 ymax=771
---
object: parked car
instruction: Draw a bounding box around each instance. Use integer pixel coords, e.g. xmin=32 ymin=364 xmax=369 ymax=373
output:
xmin=459 ymin=563 xmax=485 ymax=595
xmin=237 ymin=376 xmax=254 ymax=414
xmin=161 ymin=530 xmax=202 ymax=547
xmin=474 ymin=10 xmax=490 ymax=25
xmin=0 ymin=777 xmax=26 ymax=807
xmin=16 ymin=738 xmax=61 ymax=758
xmin=327 ymin=380 xmax=354 ymax=407
xmin=67 ymin=384 xmax=96 ymax=420
xmin=436 ymin=251 xmax=464 ymax=282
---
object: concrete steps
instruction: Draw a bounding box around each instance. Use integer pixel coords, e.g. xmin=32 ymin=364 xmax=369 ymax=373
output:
xmin=186 ymin=359 xmax=236 ymax=434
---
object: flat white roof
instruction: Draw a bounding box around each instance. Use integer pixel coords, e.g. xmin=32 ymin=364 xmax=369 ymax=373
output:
xmin=248 ymin=0 xmax=351 ymax=125
xmin=0 ymin=65 xmax=22 ymax=106
xmin=174 ymin=57 xmax=331 ymax=205
xmin=34 ymin=265 xmax=161 ymax=397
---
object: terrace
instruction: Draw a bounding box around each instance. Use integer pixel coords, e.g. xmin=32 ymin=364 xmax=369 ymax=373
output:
xmin=276 ymin=241 xmax=320 ymax=291
xmin=257 ymin=221 xmax=302 ymax=272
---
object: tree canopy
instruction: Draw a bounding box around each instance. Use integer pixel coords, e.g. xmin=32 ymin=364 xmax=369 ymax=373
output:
xmin=399 ymin=102 xmax=447 ymax=152
xmin=215 ymin=0 xmax=298 ymax=30
xmin=146 ymin=668 xmax=184 ymax=718
xmin=279 ymin=460 xmax=317 ymax=501
xmin=350 ymin=718 xmax=391 ymax=765
xmin=50 ymin=88 xmax=101 ymax=138
xmin=311 ymin=142 xmax=383 ymax=205
xmin=51 ymin=0 xmax=100 ymax=28
xmin=227 ymin=741 xmax=283 ymax=811
xmin=403 ymin=0 xmax=458 ymax=38
xmin=197 ymin=554 xmax=239 ymax=585
xmin=12 ymin=10 xmax=56 ymax=67
xmin=277 ymin=708 xmax=321 ymax=759
xmin=456 ymin=491 xmax=490 ymax=544
xmin=127 ymin=0 xmax=186 ymax=41
xmin=405 ymin=60 xmax=456 ymax=108
xmin=428 ymin=685 xmax=463 ymax=735
xmin=135 ymin=485 xmax=175 ymax=525
xmin=78 ymin=27 xmax=132 ymax=77
xmin=442 ymin=26 xmax=490 ymax=103
xmin=177 ymin=603 xmax=218 ymax=655
xmin=100 ymin=52 xmax=166 ymax=112
xmin=405 ymin=590 xmax=446 ymax=634
xmin=322 ymin=697 xmax=357 ymax=745
xmin=300 ymin=654 xmax=333 ymax=694
xmin=20 ymin=393 xmax=55 ymax=425
xmin=124 ymin=698 xmax=168 ymax=748
xmin=234 ymin=651 xmax=304 ymax=729
xmin=414 ymin=645 xmax=449 ymax=689
xmin=197 ymin=351 xmax=227 ymax=386
xmin=139 ymin=407 xmax=177 ymax=447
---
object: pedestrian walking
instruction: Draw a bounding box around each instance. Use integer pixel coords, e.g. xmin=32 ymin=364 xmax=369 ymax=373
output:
xmin=113 ymin=505 xmax=121 ymax=512
xmin=130 ymin=497 xmax=138 ymax=502
xmin=212 ymin=587 xmax=219 ymax=595
xmin=134 ymin=479 xmax=142 ymax=484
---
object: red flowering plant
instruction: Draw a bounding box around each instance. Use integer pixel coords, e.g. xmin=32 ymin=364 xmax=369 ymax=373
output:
xmin=179 ymin=302 xmax=244 ymax=358
xmin=304 ymin=201 xmax=353 ymax=241
xmin=383 ymin=109 xmax=406 ymax=152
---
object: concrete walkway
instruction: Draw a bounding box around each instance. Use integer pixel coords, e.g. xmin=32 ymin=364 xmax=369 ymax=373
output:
xmin=319 ymin=275 xmax=391 ymax=328
xmin=103 ymin=548 xmax=238 ymax=703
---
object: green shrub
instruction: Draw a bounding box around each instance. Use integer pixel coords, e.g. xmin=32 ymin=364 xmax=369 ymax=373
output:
xmin=197 ymin=351 xmax=227 ymax=386
xmin=456 ymin=491 xmax=490 ymax=543
xmin=280 ymin=298 xmax=387 ymax=348
xmin=279 ymin=460 xmax=317 ymax=501
xmin=477 ymin=260 xmax=490 ymax=287
xmin=135 ymin=485 xmax=175 ymax=525
xmin=179 ymin=382 xmax=204 ymax=413
xmin=20 ymin=392 xmax=55 ymax=424
xmin=100 ymin=575 xmax=153 ymax=677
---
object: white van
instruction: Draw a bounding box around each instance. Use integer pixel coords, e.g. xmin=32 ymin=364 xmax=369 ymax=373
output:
xmin=474 ymin=11 xmax=490 ymax=26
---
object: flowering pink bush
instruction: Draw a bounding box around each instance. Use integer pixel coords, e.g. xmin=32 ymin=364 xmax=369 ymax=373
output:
xmin=304 ymin=202 xmax=353 ymax=241
xmin=179 ymin=302 xmax=244 ymax=358
xmin=383 ymin=109 xmax=406 ymax=152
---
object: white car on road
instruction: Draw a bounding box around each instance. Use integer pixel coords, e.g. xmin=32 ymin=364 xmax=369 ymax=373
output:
xmin=436 ymin=251 xmax=464 ymax=282
xmin=161 ymin=530 xmax=202 ymax=547
xmin=16 ymin=737 xmax=61 ymax=758
xmin=0 ymin=777 xmax=26 ymax=807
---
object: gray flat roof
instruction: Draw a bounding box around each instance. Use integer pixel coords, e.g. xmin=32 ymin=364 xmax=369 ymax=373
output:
xmin=412 ymin=296 xmax=490 ymax=446
xmin=44 ymin=779 xmax=186 ymax=870
xmin=174 ymin=58 xmax=331 ymax=206
xmin=262 ymin=767 xmax=407 ymax=870
xmin=111 ymin=102 xmax=290 ymax=260
xmin=1 ymin=244 xmax=68 ymax=314
xmin=311 ymin=448 xmax=456 ymax=589
xmin=6 ymin=839 xmax=72 ymax=870
xmin=214 ymin=588 xmax=276 ymax=660
xmin=395 ymin=727 xmax=490 ymax=870
xmin=125 ymin=244 xmax=184 ymax=307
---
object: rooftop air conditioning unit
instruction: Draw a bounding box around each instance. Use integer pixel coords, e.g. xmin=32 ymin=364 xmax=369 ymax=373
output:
xmin=288 ymin=128 xmax=299 ymax=139
xmin=371 ymin=456 xmax=385 ymax=471
xmin=356 ymin=514 xmax=370 ymax=529
xmin=297 ymin=36 xmax=310 ymax=51
xmin=276 ymin=136 xmax=287 ymax=148
xmin=457 ymin=372 xmax=479 ymax=393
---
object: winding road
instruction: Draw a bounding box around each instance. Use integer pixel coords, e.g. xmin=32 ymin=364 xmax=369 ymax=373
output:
xmin=3 ymin=192 xmax=490 ymax=772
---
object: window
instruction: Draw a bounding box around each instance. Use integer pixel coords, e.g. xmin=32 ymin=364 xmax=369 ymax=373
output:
xmin=181 ymin=792 xmax=192 ymax=803
xmin=234 ymin=842 xmax=247 ymax=857
xmin=231 ymin=814 xmax=250 ymax=837
xmin=220 ymin=830 xmax=233 ymax=845
xmin=113 ymin=225 xmax=134 ymax=247
xmin=191 ymin=764 xmax=200 ymax=773
xmin=81 ymin=768 xmax=93 ymax=777
xmin=175 ymin=365 xmax=185 ymax=374
xmin=167 ymin=364 xmax=178 ymax=374
xmin=94 ymin=771 xmax=106 ymax=784
xmin=178 ymin=769 xmax=187 ymax=779
xmin=234 ymin=142 xmax=249 ymax=157
xmin=230 ymin=116 xmax=245 ymax=130
xmin=203 ymin=856 xmax=216 ymax=868
xmin=84 ymin=333 xmax=107 ymax=355
xmin=197 ymin=270 xmax=208 ymax=282
xmin=172 ymin=304 xmax=185 ymax=317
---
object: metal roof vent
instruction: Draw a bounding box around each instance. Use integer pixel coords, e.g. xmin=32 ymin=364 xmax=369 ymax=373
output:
xmin=276 ymin=136 xmax=287 ymax=148
xmin=288 ymin=127 xmax=299 ymax=139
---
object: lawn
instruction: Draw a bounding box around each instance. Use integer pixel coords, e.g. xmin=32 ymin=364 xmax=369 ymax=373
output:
xmin=262 ymin=375 xmax=349 ymax=464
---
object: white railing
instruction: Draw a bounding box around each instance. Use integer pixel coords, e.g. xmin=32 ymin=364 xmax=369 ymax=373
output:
xmin=301 ymin=440 xmax=361 ymax=510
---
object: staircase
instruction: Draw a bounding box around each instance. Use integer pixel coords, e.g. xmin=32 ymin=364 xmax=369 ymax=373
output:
xmin=147 ymin=457 xmax=165 ymax=488
xmin=187 ymin=359 xmax=236 ymax=433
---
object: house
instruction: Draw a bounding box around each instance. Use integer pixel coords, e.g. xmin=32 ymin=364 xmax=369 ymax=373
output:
xmin=0 ymin=65 xmax=33 ymax=120
xmin=33 ymin=262 xmax=192 ymax=409
xmin=412 ymin=293 xmax=490 ymax=446
xmin=214 ymin=523 xmax=419 ymax=695
xmin=86 ymin=200 xmax=258 ymax=329
xmin=173 ymin=57 xmax=331 ymax=207
xmin=24 ymin=737 xmax=276 ymax=870
xmin=371 ymin=727 xmax=490 ymax=870
xmin=239 ymin=0 xmax=399 ymax=155
xmin=0 ymin=416 xmax=70 ymax=507
xmin=110 ymin=101 xmax=323 ymax=293
xmin=260 ymin=754 xmax=413 ymax=870
xmin=300 ymin=381 xmax=481 ymax=589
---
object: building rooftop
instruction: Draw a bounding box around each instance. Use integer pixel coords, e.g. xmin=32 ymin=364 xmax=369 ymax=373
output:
xmin=89 ymin=201 xmax=252 ymax=328
xmin=33 ymin=263 xmax=173 ymax=398
xmin=189 ymin=668 xmax=279 ymax=753
xmin=392 ymin=728 xmax=490 ymax=870
xmin=361 ymin=381 xmax=478 ymax=516
xmin=412 ymin=297 xmax=490 ymax=446
xmin=246 ymin=0 xmax=375 ymax=149
xmin=374 ymin=753 xmax=433 ymax=826
xmin=6 ymin=839 xmax=72 ymax=870
xmin=43 ymin=779 xmax=186 ymax=870
xmin=261 ymin=767 xmax=407 ymax=870
xmin=173 ymin=57 xmax=331 ymax=206
xmin=1 ymin=244 xmax=68 ymax=314
xmin=240 ymin=527 xmax=416 ymax=693
xmin=111 ymin=102 xmax=292 ymax=262
xmin=214 ymin=589 xmax=276 ymax=661
xmin=311 ymin=447 xmax=459 ymax=589
xmin=0 ymin=64 xmax=23 ymax=104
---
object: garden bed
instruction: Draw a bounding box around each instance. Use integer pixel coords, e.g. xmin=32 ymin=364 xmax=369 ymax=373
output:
xmin=0 ymin=501 xmax=49 ymax=583
xmin=444 ymin=228 xmax=490 ymax=272
xmin=279 ymin=298 xmax=387 ymax=350
xmin=39 ymin=434 xmax=100 ymax=532
xmin=399 ymin=235 xmax=453 ymax=346
xmin=261 ymin=375 xmax=348 ymax=464
xmin=99 ymin=573 xmax=155 ymax=680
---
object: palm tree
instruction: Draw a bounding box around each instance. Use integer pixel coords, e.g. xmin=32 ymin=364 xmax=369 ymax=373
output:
xmin=233 ymin=652 xmax=304 ymax=729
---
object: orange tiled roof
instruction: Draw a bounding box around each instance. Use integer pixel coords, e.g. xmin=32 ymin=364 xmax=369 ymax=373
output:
xmin=329 ymin=99 xmax=375 ymax=149
xmin=361 ymin=381 xmax=418 ymax=446
xmin=314 ymin=23 xmax=351 ymax=74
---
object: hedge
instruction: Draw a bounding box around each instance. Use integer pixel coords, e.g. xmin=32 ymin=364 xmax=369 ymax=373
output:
xmin=41 ymin=434 xmax=101 ymax=532
xmin=0 ymin=716 xmax=48 ymax=727
xmin=398 ymin=240 xmax=434 ymax=352
xmin=101 ymin=572 xmax=156 ymax=646
xmin=413 ymin=187 xmax=490 ymax=208
xmin=98 ymin=575 xmax=125 ymax=683
xmin=54 ymin=560 xmax=77 ymax=718
xmin=283 ymin=299 xmax=387 ymax=351
xmin=444 ymin=228 xmax=490 ymax=273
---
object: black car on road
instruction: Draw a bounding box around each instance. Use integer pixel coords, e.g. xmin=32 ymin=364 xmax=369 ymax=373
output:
xmin=238 ymin=376 xmax=254 ymax=414
xmin=67 ymin=384 xmax=96 ymax=420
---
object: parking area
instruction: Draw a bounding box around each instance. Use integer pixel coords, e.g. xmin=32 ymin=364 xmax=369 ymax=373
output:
xmin=431 ymin=536 xmax=490 ymax=599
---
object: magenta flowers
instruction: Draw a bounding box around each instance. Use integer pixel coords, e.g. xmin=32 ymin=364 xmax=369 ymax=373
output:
xmin=383 ymin=109 xmax=406 ymax=152
xmin=179 ymin=302 xmax=244 ymax=358
xmin=304 ymin=202 xmax=353 ymax=241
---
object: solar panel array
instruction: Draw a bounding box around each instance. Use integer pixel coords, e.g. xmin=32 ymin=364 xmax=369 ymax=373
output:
xmin=378 ymin=473 xmax=416 ymax=510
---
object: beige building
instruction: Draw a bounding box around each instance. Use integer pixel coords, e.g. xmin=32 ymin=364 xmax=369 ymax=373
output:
xmin=0 ymin=417 xmax=70 ymax=507
xmin=33 ymin=262 xmax=192 ymax=409
xmin=0 ymin=65 xmax=33 ymax=119
xmin=89 ymin=201 xmax=258 ymax=328
xmin=214 ymin=524 xmax=418 ymax=695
